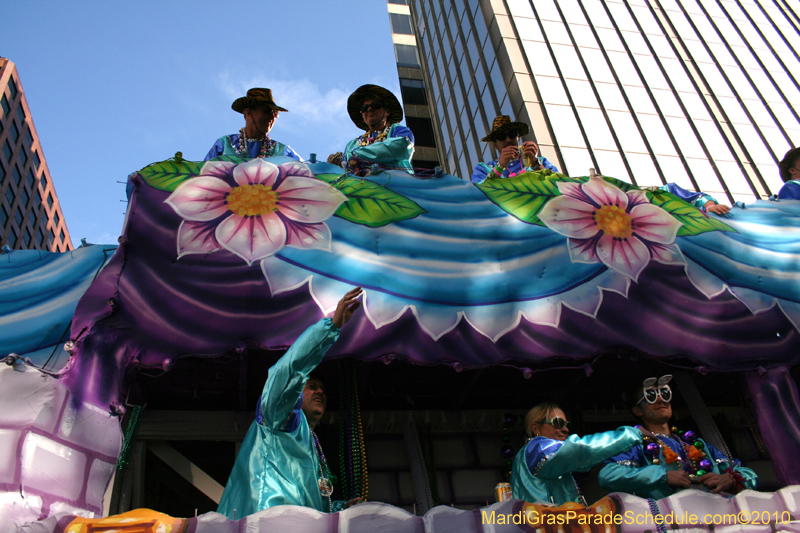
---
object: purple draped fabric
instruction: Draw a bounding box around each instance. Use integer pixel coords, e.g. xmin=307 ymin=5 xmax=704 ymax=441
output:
xmin=746 ymin=366 xmax=800 ymax=485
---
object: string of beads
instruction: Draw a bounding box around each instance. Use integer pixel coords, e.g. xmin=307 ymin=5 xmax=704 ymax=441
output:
xmin=338 ymin=361 xmax=369 ymax=501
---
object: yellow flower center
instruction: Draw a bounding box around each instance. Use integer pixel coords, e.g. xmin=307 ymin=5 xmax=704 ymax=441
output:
xmin=594 ymin=204 xmax=633 ymax=239
xmin=226 ymin=184 xmax=279 ymax=217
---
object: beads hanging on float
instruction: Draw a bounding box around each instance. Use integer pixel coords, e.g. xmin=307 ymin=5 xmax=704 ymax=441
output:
xmin=338 ymin=361 xmax=369 ymax=501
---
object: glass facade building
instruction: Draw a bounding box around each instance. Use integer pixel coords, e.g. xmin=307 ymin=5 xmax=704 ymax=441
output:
xmin=388 ymin=0 xmax=441 ymax=169
xmin=408 ymin=0 xmax=800 ymax=202
xmin=0 ymin=58 xmax=72 ymax=251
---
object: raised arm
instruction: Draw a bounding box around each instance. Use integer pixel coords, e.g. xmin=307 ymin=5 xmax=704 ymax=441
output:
xmin=259 ymin=288 xmax=362 ymax=429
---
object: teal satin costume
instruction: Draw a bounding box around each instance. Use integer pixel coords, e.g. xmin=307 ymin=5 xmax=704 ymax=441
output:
xmin=343 ymin=124 xmax=414 ymax=174
xmin=205 ymin=134 xmax=303 ymax=161
xmin=217 ymin=319 xmax=340 ymax=518
xmin=599 ymin=434 xmax=758 ymax=499
xmin=511 ymin=427 xmax=642 ymax=505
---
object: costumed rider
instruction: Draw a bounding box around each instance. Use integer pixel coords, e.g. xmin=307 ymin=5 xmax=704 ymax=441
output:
xmin=653 ymin=183 xmax=730 ymax=215
xmin=327 ymin=84 xmax=414 ymax=176
xmin=599 ymin=375 xmax=758 ymax=499
xmin=205 ymin=87 xmax=303 ymax=162
xmin=778 ymin=147 xmax=800 ymax=199
xmin=470 ymin=115 xmax=559 ymax=184
xmin=511 ymin=402 xmax=642 ymax=506
xmin=217 ymin=287 xmax=365 ymax=518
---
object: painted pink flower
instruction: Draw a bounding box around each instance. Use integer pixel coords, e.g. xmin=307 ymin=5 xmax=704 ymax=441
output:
xmin=165 ymin=159 xmax=347 ymax=264
xmin=539 ymin=177 xmax=683 ymax=281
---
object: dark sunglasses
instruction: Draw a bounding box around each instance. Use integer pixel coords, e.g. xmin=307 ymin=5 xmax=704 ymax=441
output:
xmin=494 ymin=131 xmax=519 ymax=142
xmin=360 ymin=101 xmax=384 ymax=113
xmin=543 ymin=416 xmax=570 ymax=430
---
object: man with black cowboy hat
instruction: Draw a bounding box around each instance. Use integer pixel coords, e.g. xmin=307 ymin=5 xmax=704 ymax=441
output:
xmin=205 ymin=88 xmax=303 ymax=161
xmin=470 ymin=115 xmax=559 ymax=183
xmin=327 ymin=84 xmax=414 ymax=176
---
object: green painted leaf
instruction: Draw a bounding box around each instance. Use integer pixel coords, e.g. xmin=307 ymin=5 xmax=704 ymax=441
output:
xmin=477 ymin=171 xmax=581 ymax=226
xmin=209 ymin=155 xmax=247 ymax=164
xmin=138 ymin=156 xmax=248 ymax=192
xmin=647 ymin=191 xmax=736 ymax=236
xmin=317 ymin=174 xmax=426 ymax=227
xmin=138 ymin=160 xmax=204 ymax=192
xmin=601 ymin=175 xmax=636 ymax=192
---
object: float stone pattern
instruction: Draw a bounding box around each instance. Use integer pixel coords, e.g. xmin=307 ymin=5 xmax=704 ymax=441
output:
xmin=0 ymin=364 xmax=121 ymax=527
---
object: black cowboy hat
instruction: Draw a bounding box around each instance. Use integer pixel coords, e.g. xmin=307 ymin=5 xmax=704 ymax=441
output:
xmin=231 ymin=88 xmax=288 ymax=114
xmin=481 ymin=115 xmax=530 ymax=142
xmin=347 ymin=84 xmax=404 ymax=131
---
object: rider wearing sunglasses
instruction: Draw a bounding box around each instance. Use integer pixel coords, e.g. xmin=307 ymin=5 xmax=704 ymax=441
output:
xmin=327 ymin=84 xmax=415 ymax=176
xmin=599 ymin=375 xmax=758 ymax=499
xmin=205 ymin=88 xmax=303 ymax=162
xmin=511 ymin=401 xmax=642 ymax=506
xmin=470 ymin=115 xmax=559 ymax=184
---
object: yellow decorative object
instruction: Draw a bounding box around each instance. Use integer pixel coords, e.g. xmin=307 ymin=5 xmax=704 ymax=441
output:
xmin=64 ymin=508 xmax=187 ymax=533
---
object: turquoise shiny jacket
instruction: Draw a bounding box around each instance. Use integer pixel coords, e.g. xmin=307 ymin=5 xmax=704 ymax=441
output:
xmin=217 ymin=319 xmax=340 ymax=518
xmin=343 ymin=124 xmax=414 ymax=174
xmin=599 ymin=434 xmax=758 ymax=499
xmin=511 ymin=426 xmax=642 ymax=505
xmin=205 ymin=134 xmax=303 ymax=161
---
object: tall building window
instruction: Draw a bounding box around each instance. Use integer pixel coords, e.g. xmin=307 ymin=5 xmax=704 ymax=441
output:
xmin=7 ymin=229 xmax=16 ymax=248
xmin=2 ymin=141 xmax=12 ymax=163
xmin=391 ymin=13 xmax=414 ymax=35
xmin=14 ymin=208 xmax=23 ymax=226
xmin=23 ymin=228 xmax=31 ymax=247
xmin=54 ymin=211 xmax=60 ymax=227
xmin=406 ymin=116 xmax=437 ymax=147
xmin=33 ymin=150 xmax=41 ymax=170
xmin=0 ymin=162 xmax=4 ymax=181
xmin=37 ymin=228 xmax=45 ymax=246
xmin=59 ymin=228 xmax=65 ymax=242
xmin=395 ymin=44 xmax=420 ymax=67
xmin=0 ymin=94 xmax=9 ymax=116
xmin=27 ymin=168 xmax=35 ymax=190
xmin=18 ymin=147 xmax=27 ymax=167
xmin=9 ymin=122 xmax=19 ymax=143
xmin=48 ymin=228 xmax=55 ymax=245
xmin=388 ymin=0 xmax=408 ymax=4
xmin=400 ymin=78 xmax=428 ymax=105
xmin=24 ymin=127 xmax=33 ymax=149
xmin=20 ymin=188 xmax=29 ymax=208
xmin=12 ymin=165 xmax=22 ymax=185
xmin=8 ymin=78 xmax=18 ymax=99
xmin=4 ymin=187 xmax=13 ymax=206
xmin=16 ymin=105 xmax=25 ymax=124
xmin=0 ymin=204 xmax=7 ymax=227
xmin=46 ymin=192 xmax=53 ymax=209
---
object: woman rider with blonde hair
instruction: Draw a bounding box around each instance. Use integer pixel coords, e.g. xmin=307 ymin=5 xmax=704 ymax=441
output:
xmin=511 ymin=402 xmax=642 ymax=506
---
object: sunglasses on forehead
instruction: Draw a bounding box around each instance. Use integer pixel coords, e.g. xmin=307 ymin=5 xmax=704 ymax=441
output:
xmin=637 ymin=375 xmax=673 ymax=405
xmin=542 ymin=416 xmax=570 ymax=430
xmin=495 ymin=131 xmax=519 ymax=142
xmin=360 ymin=101 xmax=384 ymax=113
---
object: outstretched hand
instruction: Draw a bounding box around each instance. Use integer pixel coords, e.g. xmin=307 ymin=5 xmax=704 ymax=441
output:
xmin=705 ymin=202 xmax=730 ymax=215
xmin=333 ymin=287 xmax=363 ymax=329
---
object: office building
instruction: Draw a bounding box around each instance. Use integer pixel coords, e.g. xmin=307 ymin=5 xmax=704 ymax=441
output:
xmin=408 ymin=0 xmax=799 ymax=201
xmin=388 ymin=0 xmax=441 ymax=169
xmin=0 ymin=58 xmax=72 ymax=252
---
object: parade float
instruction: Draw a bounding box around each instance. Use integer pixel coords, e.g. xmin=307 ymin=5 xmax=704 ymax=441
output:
xmin=2 ymin=155 xmax=800 ymax=532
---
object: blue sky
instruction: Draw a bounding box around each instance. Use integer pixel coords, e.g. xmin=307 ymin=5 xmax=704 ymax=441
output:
xmin=3 ymin=1 xmax=401 ymax=244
